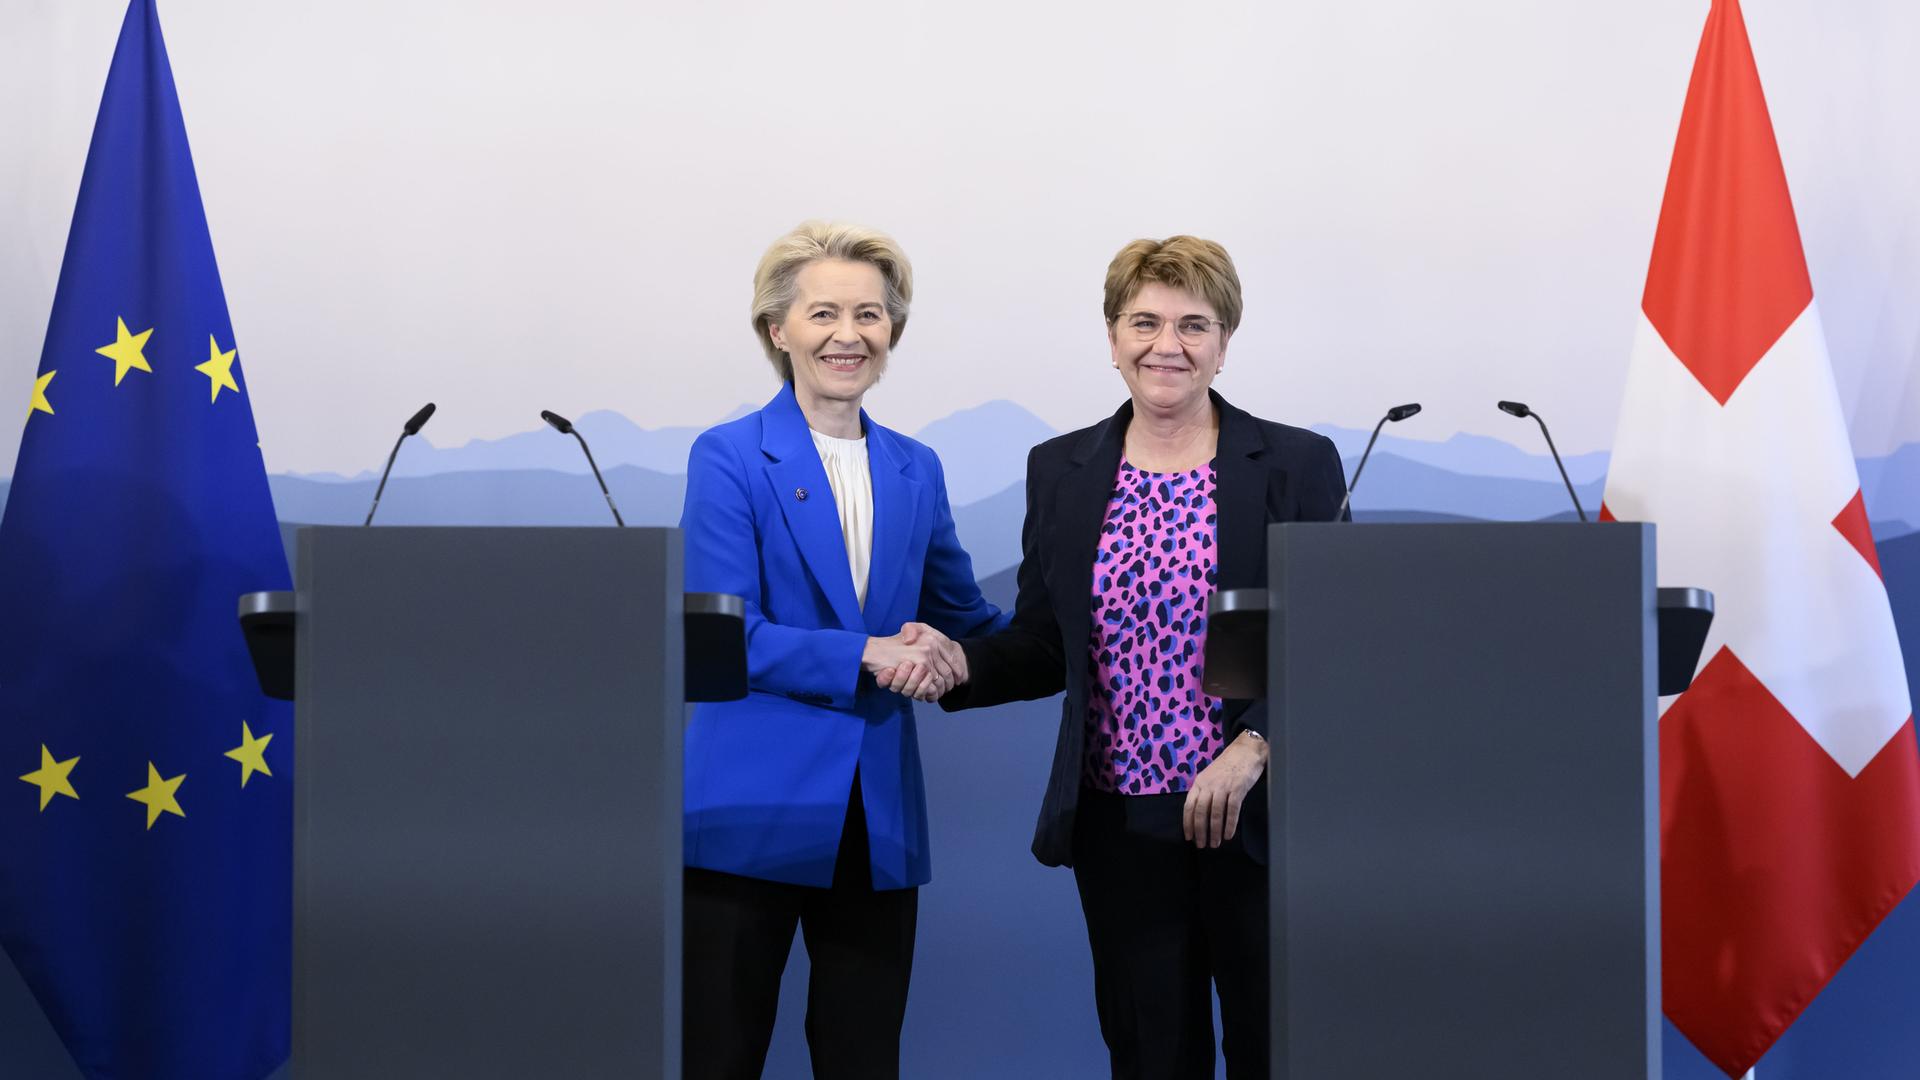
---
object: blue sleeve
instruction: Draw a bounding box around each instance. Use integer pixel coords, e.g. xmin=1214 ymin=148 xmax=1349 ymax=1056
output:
xmin=915 ymin=450 xmax=1009 ymax=640
xmin=681 ymin=430 xmax=868 ymax=708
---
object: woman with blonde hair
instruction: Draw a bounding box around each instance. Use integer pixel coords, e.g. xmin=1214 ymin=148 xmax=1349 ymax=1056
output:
xmin=678 ymin=221 xmax=1004 ymax=1079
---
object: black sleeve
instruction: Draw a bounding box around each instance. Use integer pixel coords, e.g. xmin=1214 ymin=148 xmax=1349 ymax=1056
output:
xmin=941 ymin=445 xmax=1068 ymax=711
xmin=1221 ymin=698 xmax=1266 ymax=743
xmin=1219 ymin=432 xmax=1349 ymax=741
xmin=1308 ymin=432 xmax=1351 ymax=523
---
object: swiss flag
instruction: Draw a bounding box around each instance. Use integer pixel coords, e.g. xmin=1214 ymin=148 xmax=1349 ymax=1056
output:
xmin=1601 ymin=1 xmax=1920 ymax=1075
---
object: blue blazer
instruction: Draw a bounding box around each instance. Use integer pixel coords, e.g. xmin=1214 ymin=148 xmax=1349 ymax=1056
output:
xmin=680 ymin=383 xmax=1005 ymax=889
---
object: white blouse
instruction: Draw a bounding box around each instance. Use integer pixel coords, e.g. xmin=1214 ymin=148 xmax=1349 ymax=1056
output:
xmin=810 ymin=428 xmax=874 ymax=609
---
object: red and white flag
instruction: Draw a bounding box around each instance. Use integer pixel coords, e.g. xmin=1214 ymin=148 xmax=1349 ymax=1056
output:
xmin=1602 ymin=1 xmax=1920 ymax=1075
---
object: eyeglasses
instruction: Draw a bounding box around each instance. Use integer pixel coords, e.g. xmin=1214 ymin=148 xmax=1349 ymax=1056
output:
xmin=1114 ymin=310 xmax=1226 ymax=346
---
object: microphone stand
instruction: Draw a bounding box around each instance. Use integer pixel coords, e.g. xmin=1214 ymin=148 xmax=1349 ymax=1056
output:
xmin=1336 ymin=403 xmax=1422 ymax=519
xmin=365 ymin=402 xmax=436 ymax=526
xmin=541 ymin=410 xmax=626 ymax=527
xmin=1497 ymin=401 xmax=1587 ymax=522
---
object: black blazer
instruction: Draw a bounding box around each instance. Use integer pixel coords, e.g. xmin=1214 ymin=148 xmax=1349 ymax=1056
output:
xmin=943 ymin=390 xmax=1348 ymax=867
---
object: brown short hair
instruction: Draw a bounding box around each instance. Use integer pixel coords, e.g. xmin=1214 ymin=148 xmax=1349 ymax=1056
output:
xmin=750 ymin=221 xmax=914 ymax=381
xmin=1102 ymin=235 xmax=1243 ymax=334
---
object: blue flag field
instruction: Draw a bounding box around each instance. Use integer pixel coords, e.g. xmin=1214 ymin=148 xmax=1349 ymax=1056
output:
xmin=0 ymin=2 xmax=292 ymax=1077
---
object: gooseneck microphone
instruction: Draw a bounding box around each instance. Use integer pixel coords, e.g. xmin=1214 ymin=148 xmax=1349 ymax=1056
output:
xmin=1336 ymin=403 xmax=1421 ymax=519
xmin=364 ymin=402 xmax=436 ymax=526
xmin=542 ymin=410 xmax=626 ymax=527
xmin=1497 ymin=400 xmax=1587 ymax=522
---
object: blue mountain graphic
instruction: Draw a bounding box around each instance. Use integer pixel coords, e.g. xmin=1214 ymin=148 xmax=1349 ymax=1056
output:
xmin=911 ymin=401 xmax=1059 ymax=505
xmin=270 ymin=466 xmax=687 ymax=527
xmin=295 ymin=408 xmax=753 ymax=481
xmin=7 ymin=402 xmax=1918 ymax=559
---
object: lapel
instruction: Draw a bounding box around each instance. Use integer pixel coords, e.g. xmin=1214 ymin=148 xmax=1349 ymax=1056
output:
xmin=1056 ymin=401 xmax=1130 ymax=668
xmin=863 ymin=420 xmax=922 ymax=633
xmin=1210 ymin=390 xmax=1274 ymax=590
xmin=760 ymin=383 xmax=865 ymax=631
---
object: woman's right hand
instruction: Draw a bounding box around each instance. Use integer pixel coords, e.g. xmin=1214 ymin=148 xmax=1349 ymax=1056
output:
xmin=863 ymin=624 xmax=959 ymax=701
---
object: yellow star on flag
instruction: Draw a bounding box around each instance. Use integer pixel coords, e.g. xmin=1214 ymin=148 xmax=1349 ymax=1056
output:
xmin=29 ymin=370 xmax=56 ymax=417
xmin=224 ymin=721 xmax=273 ymax=787
xmin=19 ymin=745 xmax=80 ymax=811
xmin=126 ymin=763 xmax=185 ymax=829
xmin=95 ymin=317 xmax=154 ymax=386
xmin=195 ymin=335 xmax=240 ymax=403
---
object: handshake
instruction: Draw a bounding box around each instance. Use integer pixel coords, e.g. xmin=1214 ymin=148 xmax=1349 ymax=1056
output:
xmin=862 ymin=622 xmax=969 ymax=702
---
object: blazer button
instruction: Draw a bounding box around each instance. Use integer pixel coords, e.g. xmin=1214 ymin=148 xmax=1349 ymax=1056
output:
xmin=795 ymin=487 xmax=809 ymax=501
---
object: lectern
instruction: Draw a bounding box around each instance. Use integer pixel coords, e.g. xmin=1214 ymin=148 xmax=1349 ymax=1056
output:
xmin=1211 ymin=523 xmax=1688 ymax=1080
xmin=239 ymin=527 xmax=741 ymax=1080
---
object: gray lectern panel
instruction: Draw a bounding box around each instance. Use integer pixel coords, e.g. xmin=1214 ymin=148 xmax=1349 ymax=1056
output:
xmin=294 ymin=527 xmax=681 ymax=1079
xmin=1267 ymin=523 xmax=1658 ymax=1080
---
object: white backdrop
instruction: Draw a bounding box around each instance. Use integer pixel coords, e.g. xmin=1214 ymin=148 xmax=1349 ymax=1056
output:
xmin=6 ymin=4 xmax=1920 ymax=1077
xmin=4 ymin=0 xmax=1918 ymax=481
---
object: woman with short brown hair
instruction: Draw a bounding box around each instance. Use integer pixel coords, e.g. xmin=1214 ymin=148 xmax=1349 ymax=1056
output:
xmin=935 ymin=234 xmax=1347 ymax=1079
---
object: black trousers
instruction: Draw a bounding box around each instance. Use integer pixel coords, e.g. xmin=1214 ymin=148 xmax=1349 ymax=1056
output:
xmin=1071 ymin=786 xmax=1270 ymax=1080
xmin=682 ymin=777 xmax=918 ymax=1080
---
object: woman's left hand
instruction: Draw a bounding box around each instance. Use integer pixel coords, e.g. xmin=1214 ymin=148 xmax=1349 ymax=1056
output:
xmin=1183 ymin=732 xmax=1270 ymax=849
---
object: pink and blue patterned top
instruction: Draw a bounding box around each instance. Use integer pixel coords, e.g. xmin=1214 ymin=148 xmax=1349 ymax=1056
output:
xmin=1083 ymin=458 xmax=1224 ymax=795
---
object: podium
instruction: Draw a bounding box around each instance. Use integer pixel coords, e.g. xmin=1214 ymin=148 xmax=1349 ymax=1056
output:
xmin=239 ymin=527 xmax=742 ymax=1080
xmin=1210 ymin=523 xmax=1686 ymax=1080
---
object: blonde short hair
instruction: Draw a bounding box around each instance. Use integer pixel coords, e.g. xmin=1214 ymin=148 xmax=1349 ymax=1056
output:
xmin=750 ymin=221 xmax=914 ymax=381
xmin=1102 ymin=235 xmax=1244 ymax=335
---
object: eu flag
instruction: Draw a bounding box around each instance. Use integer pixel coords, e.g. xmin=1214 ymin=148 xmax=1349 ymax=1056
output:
xmin=0 ymin=2 xmax=291 ymax=1077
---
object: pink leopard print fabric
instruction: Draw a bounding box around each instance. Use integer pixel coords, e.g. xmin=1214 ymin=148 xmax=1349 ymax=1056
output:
xmin=1083 ymin=459 xmax=1224 ymax=795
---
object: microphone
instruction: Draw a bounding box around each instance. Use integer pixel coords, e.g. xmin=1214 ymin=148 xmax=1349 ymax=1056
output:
xmin=542 ymin=410 xmax=626 ymax=526
xmin=1336 ymin=403 xmax=1421 ymax=519
xmin=402 ymin=401 xmax=435 ymax=436
xmin=364 ymin=402 xmax=436 ymax=526
xmin=1497 ymin=400 xmax=1587 ymax=522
